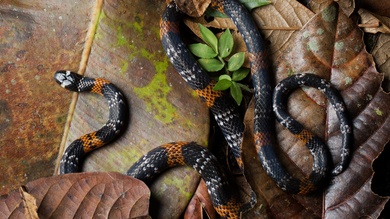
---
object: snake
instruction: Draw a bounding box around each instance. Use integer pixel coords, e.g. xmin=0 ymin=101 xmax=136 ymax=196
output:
xmin=54 ymin=70 xmax=127 ymax=174
xmin=56 ymin=0 xmax=352 ymax=218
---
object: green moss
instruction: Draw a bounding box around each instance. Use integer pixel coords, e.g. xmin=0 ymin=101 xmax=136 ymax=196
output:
xmin=303 ymin=31 xmax=310 ymax=38
xmin=316 ymin=28 xmax=324 ymax=35
xmin=375 ymin=108 xmax=383 ymax=116
xmin=161 ymin=173 xmax=194 ymax=200
xmin=321 ymin=4 xmax=337 ymax=22
xmin=120 ymin=61 xmax=128 ymax=74
xmin=94 ymin=10 xmax=106 ymax=40
xmin=117 ymin=26 xmax=128 ymax=46
xmin=287 ymin=68 xmax=295 ymax=77
xmin=56 ymin=115 xmax=67 ymax=123
xmin=307 ymin=39 xmax=319 ymax=52
xmin=133 ymin=61 xmax=177 ymax=124
xmin=131 ymin=15 xmax=144 ymax=33
xmin=344 ymin=77 xmax=353 ymax=85
xmin=335 ymin=41 xmax=344 ymax=51
xmin=110 ymin=13 xmax=178 ymax=124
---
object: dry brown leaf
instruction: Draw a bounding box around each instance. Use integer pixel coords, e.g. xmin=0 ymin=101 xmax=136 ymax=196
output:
xmin=242 ymin=3 xmax=390 ymax=218
xmin=176 ymin=0 xmax=211 ymax=17
xmin=184 ymin=180 xmax=217 ymax=219
xmin=361 ymin=0 xmax=390 ymax=17
xmin=371 ymin=34 xmax=390 ymax=92
xmin=185 ymin=0 xmax=315 ymax=60
xmin=58 ymin=1 xmax=209 ymax=218
xmin=0 ymin=172 xmax=150 ymax=218
xmin=251 ymin=0 xmax=314 ymax=57
xmin=19 ymin=187 xmax=38 ymax=219
xmin=309 ymin=0 xmax=355 ymax=16
xmin=0 ymin=0 xmax=91 ymax=195
xmin=184 ymin=0 xmax=315 ymax=69
xmin=358 ymin=8 xmax=390 ymax=34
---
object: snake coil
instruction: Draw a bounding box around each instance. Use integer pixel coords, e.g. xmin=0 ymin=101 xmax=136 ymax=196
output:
xmin=56 ymin=0 xmax=352 ymax=218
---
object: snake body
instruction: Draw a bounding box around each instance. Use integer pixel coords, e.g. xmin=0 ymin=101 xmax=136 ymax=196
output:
xmin=160 ymin=0 xmax=351 ymax=195
xmin=56 ymin=0 xmax=352 ymax=218
xmin=55 ymin=70 xmax=127 ymax=174
xmin=126 ymin=142 xmax=241 ymax=218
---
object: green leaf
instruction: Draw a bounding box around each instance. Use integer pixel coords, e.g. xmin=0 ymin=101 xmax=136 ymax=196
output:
xmin=199 ymin=23 xmax=218 ymax=53
xmin=228 ymin=52 xmax=245 ymax=72
xmin=237 ymin=83 xmax=252 ymax=92
xmin=205 ymin=8 xmax=228 ymax=18
xmin=232 ymin=68 xmax=250 ymax=81
xmin=230 ymin=82 xmax=243 ymax=105
xmin=239 ymin=0 xmax=272 ymax=10
xmin=213 ymin=79 xmax=232 ymax=90
xmin=198 ymin=58 xmax=224 ymax=72
xmin=218 ymin=74 xmax=232 ymax=81
xmin=219 ymin=29 xmax=234 ymax=58
xmin=189 ymin=43 xmax=218 ymax=58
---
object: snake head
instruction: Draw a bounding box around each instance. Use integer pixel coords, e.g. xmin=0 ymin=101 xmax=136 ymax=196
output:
xmin=54 ymin=70 xmax=83 ymax=92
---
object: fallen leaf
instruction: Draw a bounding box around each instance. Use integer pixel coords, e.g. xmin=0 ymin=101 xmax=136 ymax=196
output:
xmin=0 ymin=172 xmax=150 ymax=218
xmin=0 ymin=0 xmax=90 ymax=195
xmin=242 ymin=3 xmax=390 ymax=218
xmin=185 ymin=0 xmax=315 ymax=59
xmin=184 ymin=180 xmax=217 ymax=219
xmin=19 ymin=187 xmax=38 ymax=219
xmin=176 ymin=0 xmax=211 ymax=17
xmin=358 ymin=9 xmax=390 ymax=34
xmin=57 ymin=1 xmax=209 ymax=218
xmin=309 ymin=0 xmax=355 ymax=16
xmin=360 ymin=0 xmax=390 ymax=17
xmin=371 ymin=34 xmax=390 ymax=92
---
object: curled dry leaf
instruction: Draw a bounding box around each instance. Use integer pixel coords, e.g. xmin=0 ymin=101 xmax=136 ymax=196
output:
xmin=175 ymin=0 xmax=211 ymax=17
xmin=184 ymin=180 xmax=217 ymax=219
xmin=371 ymin=34 xmax=390 ymax=92
xmin=0 ymin=172 xmax=150 ymax=218
xmin=358 ymin=9 xmax=390 ymax=34
xmin=242 ymin=2 xmax=390 ymax=218
xmin=309 ymin=0 xmax=355 ymax=16
xmin=19 ymin=187 xmax=39 ymax=219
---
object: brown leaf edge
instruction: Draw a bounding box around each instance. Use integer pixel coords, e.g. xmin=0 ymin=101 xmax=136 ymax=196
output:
xmin=0 ymin=172 xmax=150 ymax=218
xmin=184 ymin=179 xmax=217 ymax=219
xmin=19 ymin=186 xmax=39 ymax=219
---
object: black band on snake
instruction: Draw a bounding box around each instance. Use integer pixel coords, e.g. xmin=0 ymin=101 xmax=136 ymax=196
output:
xmin=160 ymin=0 xmax=351 ymax=195
xmin=55 ymin=70 xmax=127 ymax=174
xmin=56 ymin=0 xmax=352 ymax=218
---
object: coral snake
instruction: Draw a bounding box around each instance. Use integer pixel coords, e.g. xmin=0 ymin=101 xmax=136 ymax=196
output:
xmin=55 ymin=0 xmax=352 ymax=218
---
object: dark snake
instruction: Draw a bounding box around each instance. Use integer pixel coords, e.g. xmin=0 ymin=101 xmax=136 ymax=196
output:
xmin=56 ymin=0 xmax=352 ymax=218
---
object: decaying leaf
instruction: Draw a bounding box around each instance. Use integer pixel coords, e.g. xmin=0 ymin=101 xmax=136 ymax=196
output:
xmin=242 ymin=2 xmax=390 ymax=218
xmin=309 ymin=0 xmax=355 ymax=16
xmin=175 ymin=0 xmax=211 ymax=17
xmin=19 ymin=187 xmax=39 ymax=219
xmin=371 ymin=34 xmax=390 ymax=92
xmin=58 ymin=1 xmax=209 ymax=218
xmin=184 ymin=180 xmax=217 ymax=219
xmin=358 ymin=8 xmax=390 ymax=34
xmin=185 ymin=0 xmax=315 ymax=60
xmin=2 ymin=0 xmax=389 ymax=218
xmin=0 ymin=172 xmax=150 ymax=218
xmin=361 ymin=0 xmax=390 ymax=17
xmin=184 ymin=0 xmax=315 ymax=69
